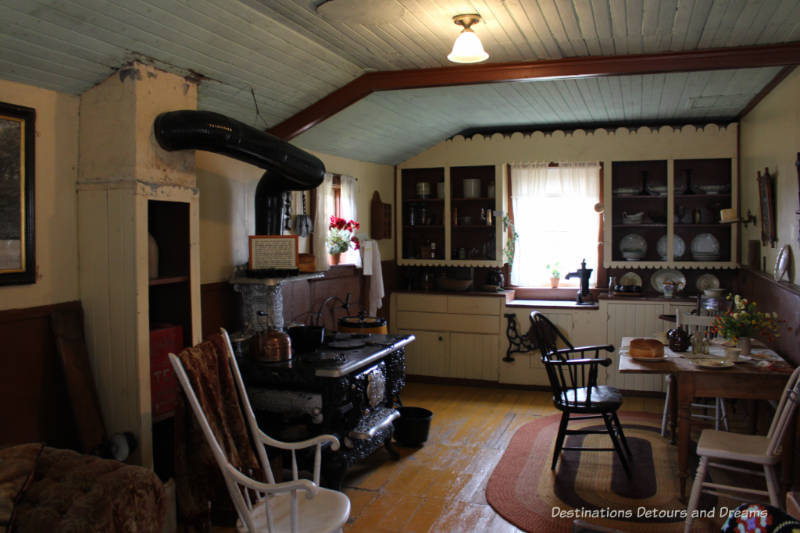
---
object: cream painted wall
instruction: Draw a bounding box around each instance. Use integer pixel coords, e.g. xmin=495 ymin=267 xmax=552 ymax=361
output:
xmin=740 ymin=68 xmax=800 ymax=283
xmin=197 ymin=149 xmax=395 ymax=284
xmin=0 ymin=80 xmax=80 ymax=310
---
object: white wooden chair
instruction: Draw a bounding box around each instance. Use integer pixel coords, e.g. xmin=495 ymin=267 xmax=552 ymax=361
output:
xmin=169 ymin=329 xmax=350 ymax=533
xmin=684 ymin=365 xmax=800 ymax=533
xmin=661 ymin=311 xmax=728 ymax=437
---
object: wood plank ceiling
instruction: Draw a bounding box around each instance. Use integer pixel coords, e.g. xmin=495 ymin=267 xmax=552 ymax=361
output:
xmin=1 ymin=0 xmax=799 ymax=165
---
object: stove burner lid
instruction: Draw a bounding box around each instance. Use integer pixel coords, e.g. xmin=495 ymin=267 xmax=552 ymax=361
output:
xmin=299 ymin=351 xmax=346 ymax=366
xmin=325 ymin=339 xmax=366 ymax=350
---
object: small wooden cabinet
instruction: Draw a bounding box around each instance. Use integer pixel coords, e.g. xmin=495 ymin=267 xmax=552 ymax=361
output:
xmin=397 ymin=165 xmax=503 ymax=266
xmin=607 ymin=158 xmax=736 ymax=268
xmin=391 ymin=293 xmax=502 ymax=381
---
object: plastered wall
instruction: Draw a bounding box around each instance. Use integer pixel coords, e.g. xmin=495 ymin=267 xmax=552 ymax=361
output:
xmin=739 ymin=68 xmax=800 ymax=283
xmin=197 ymin=148 xmax=395 ymax=284
xmin=0 ymin=80 xmax=80 ymax=310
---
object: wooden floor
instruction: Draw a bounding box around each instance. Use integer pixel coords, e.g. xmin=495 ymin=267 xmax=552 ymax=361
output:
xmin=210 ymin=381 xmax=665 ymax=533
xmin=341 ymin=381 xmax=665 ymax=533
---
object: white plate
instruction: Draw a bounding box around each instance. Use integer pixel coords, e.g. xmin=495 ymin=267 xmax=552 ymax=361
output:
xmin=619 ymin=272 xmax=642 ymax=287
xmin=631 ymin=355 xmax=666 ymax=362
xmin=613 ymin=187 xmax=640 ymax=195
xmin=650 ymin=269 xmax=686 ymax=293
xmin=620 ymin=233 xmax=647 ymax=255
xmin=694 ymin=360 xmax=734 ymax=369
xmin=656 ymin=235 xmax=686 ymax=260
xmin=774 ymin=245 xmax=791 ymax=281
xmin=696 ymin=273 xmax=720 ymax=292
xmin=691 ymin=233 xmax=720 ymax=255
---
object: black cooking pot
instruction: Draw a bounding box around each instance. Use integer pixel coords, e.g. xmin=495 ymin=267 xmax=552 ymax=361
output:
xmin=287 ymin=325 xmax=325 ymax=354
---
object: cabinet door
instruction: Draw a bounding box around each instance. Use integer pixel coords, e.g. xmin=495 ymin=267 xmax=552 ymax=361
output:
xmin=449 ymin=333 xmax=499 ymax=380
xmin=606 ymin=302 xmax=668 ymax=392
xmin=397 ymin=329 xmax=449 ymax=377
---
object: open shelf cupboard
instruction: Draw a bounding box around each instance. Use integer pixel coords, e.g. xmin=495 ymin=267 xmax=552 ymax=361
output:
xmin=606 ymin=158 xmax=736 ymax=269
xmin=397 ymin=164 xmax=504 ymax=267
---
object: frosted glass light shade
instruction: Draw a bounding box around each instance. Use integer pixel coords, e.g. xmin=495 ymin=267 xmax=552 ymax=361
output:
xmin=447 ymin=29 xmax=489 ymax=63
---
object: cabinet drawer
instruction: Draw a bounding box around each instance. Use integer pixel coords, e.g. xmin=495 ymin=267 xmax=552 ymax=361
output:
xmin=395 ymin=294 xmax=448 ymax=313
xmin=396 ymin=311 xmax=498 ymax=334
xmin=447 ymin=296 xmax=501 ymax=315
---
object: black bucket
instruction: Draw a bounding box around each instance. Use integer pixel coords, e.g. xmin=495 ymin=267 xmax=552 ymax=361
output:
xmin=393 ymin=407 xmax=433 ymax=446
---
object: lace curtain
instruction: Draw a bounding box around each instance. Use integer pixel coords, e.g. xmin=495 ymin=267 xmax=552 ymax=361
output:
xmin=339 ymin=175 xmax=361 ymax=268
xmin=313 ymin=172 xmax=334 ymax=272
xmin=510 ymin=162 xmax=600 ymax=287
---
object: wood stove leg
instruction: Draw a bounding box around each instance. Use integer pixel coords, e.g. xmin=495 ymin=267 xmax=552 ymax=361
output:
xmin=384 ymin=434 xmax=400 ymax=460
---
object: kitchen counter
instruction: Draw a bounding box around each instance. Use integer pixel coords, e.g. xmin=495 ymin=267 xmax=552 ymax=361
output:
xmin=506 ymin=299 xmax=599 ymax=310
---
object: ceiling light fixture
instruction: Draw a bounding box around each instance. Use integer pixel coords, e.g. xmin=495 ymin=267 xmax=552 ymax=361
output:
xmin=447 ymin=14 xmax=489 ymax=64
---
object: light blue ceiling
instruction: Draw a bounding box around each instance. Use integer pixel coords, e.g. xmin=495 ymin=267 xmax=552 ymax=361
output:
xmin=0 ymin=1 xmax=798 ymax=165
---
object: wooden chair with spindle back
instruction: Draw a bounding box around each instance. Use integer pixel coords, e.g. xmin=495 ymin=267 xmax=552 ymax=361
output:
xmin=529 ymin=311 xmax=632 ymax=477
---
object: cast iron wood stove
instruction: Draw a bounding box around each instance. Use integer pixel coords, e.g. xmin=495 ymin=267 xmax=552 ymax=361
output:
xmin=238 ymin=333 xmax=414 ymax=489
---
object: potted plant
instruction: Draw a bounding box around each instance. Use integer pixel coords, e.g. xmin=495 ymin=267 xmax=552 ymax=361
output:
xmin=711 ymin=294 xmax=781 ymax=355
xmin=327 ymin=216 xmax=360 ymax=265
xmin=547 ymin=262 xmax=561 ymax=288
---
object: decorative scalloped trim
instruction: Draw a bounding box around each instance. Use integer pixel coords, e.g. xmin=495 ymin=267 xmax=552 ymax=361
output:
xmin=447 ymin=123 xmax=736 ymax=144
xmin=605 ymin=261 xmax=738 ymax=270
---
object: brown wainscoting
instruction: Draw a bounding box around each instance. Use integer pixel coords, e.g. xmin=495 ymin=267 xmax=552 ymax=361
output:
xmin=736 ymin=267 xmax=800 ymax=367
xmin=0 ymin=300 xmax=82 ymax=449
xmin=200 ymin=281 xmax=242 ymax=338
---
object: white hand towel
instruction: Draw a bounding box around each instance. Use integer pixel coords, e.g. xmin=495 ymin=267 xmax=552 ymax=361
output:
xmin=360 ymin=240 xmax=384 ymax=315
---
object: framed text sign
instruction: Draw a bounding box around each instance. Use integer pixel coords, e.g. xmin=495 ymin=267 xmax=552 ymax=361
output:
xmin=248 ymin=235 xmax=299 ymax=271
xmin=0 ymin=101 xmax=35 ymax=285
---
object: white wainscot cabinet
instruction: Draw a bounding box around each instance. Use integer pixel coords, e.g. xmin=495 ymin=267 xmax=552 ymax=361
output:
xmin=391 ymin=293 xmax=503 ymax=381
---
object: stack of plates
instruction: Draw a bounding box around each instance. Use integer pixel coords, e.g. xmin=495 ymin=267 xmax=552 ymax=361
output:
xmin=620 ymin=233 xmax=647 ymax=261
xmin=656 ymin=235 xmax=685 ymax=260
xmin=691 ymin=233 xmax=720 ymax=261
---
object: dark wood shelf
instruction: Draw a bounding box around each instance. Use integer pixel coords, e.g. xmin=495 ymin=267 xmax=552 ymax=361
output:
xmin=149 ymin=275 xmax=189 ymax=286
xmin=405 ymin=198 xmax=444 ymax=203
xmin=452 ymin=224 xmax=495 ymax=230
xmin=675 ymin=193 xmax=731 ymax=199
xmin=612 ymin=224 xmax=667 ymax=228
xmin=403 ymin=225 xmax=444 ymax=230
xmin=452 ymin=197 xmax=495 ymax=202
xmin=674 ymin=223 xmax=731 ymax=228
xmin=612 ymin=194 xmax=667 ymax=199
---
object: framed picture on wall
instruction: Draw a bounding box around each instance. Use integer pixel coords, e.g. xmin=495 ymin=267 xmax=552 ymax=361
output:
xmin=757 ymin=167 xmax=777 ymax=249
xmin=0 ymin=101 xmax=35 ymax=285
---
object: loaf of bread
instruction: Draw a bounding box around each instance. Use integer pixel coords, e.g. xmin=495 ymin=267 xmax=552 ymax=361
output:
xmin=630 ymin=338 xmax=664 ymax=358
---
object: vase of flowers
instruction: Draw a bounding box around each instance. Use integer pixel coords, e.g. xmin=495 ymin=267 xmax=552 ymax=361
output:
xmin=711 ymin=294 xmax=780 ymax=355
xmin=327 ymin=216 xmax=360 ymax=264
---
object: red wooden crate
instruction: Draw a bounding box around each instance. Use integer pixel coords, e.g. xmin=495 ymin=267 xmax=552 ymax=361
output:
xmin=150 ymin=325 xmax=183 ymax=419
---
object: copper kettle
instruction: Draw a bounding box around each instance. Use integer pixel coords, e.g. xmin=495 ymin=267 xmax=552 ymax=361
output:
xmin=255 ymin=327 xmax=292 ymax=362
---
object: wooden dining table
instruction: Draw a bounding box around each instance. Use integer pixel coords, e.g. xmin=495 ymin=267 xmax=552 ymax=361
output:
xmin=617 ymin=336 xmax=795 ymax=500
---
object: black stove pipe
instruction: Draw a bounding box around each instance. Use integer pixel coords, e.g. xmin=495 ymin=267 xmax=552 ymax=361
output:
xmin=154 ymin=110 xmax=325 ymax=235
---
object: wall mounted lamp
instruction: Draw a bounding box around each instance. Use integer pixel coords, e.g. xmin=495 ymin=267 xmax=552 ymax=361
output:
xmin=447 ymin=14 xmax=489 ymax=63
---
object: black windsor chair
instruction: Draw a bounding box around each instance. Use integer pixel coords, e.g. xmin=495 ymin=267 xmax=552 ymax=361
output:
xmin=528 ymin=311 xmax=632 ymax=477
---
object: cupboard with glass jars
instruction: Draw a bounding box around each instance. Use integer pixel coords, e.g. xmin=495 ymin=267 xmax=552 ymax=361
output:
xmin=397 ymin=164 xmax=504 ymax=266
xmin=607 ymin=158 xmax=736 ymax=269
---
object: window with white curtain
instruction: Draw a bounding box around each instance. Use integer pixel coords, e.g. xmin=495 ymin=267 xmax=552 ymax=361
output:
xmin=313 ymin=173 xmax=361 ymax=270
xmin=509 ymin=162 xmax=601 ymax=288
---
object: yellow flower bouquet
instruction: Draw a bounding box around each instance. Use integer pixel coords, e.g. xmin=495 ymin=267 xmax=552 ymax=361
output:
xmin=711 ymin=294 xmax=780 ymax=342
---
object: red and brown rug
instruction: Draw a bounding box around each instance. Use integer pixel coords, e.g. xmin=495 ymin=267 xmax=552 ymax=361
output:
xmin=486 ymin=411 xmax=719 ymax=533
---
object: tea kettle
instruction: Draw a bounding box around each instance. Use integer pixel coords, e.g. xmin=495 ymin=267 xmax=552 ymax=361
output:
xmin=254 ymin=311 xmax=292 ymax=362
xmin=667 ymin=326 xmax=690 ymax=352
